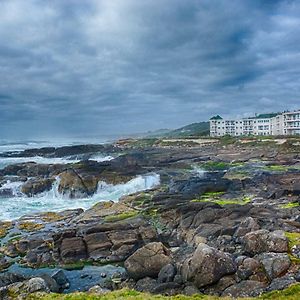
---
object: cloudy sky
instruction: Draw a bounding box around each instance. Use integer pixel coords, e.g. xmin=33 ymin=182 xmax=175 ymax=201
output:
xmin=1 ymin=0 xmax=300 ymax=140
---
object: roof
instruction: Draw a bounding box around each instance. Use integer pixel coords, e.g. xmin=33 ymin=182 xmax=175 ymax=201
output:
xmin=210 ymin=115 xmax=223 ymax=120
xmin=248 ymin=113 xmax=280 ymax=119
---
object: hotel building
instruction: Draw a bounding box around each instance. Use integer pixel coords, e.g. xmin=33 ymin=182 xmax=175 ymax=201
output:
xmin=210 ymin=110 xmax=300 ymax=137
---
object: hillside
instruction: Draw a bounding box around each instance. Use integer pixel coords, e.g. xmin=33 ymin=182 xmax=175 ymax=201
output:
xmin=165 ymin=121 xmax=210 ymax=137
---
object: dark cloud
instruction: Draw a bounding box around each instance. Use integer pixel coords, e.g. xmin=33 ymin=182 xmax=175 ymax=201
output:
xmin=0 ymin=0 xmax=300 ymax=140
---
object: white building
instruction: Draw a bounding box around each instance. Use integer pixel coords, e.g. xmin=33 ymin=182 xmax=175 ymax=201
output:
xmin=210 ymin=110 xmax=300 ymax=137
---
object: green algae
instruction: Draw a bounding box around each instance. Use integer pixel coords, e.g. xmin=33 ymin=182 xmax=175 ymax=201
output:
xmin=280 ymin=202 xmax=300 ymax=209
xmin=104 ymin=211 xmax=139 ymax=222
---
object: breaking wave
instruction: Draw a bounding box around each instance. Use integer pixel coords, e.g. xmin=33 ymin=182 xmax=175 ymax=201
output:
xmin=0 ymin=173 xmax=160 ymax=221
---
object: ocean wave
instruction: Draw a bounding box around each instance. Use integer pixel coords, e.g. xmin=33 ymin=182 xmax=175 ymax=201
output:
xmin=0 ymin=173 xmax=160 ymax=221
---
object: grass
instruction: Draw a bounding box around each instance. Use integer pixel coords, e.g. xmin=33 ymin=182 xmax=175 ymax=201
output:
xmin=22 ymin=284 xmax=300 ymax=300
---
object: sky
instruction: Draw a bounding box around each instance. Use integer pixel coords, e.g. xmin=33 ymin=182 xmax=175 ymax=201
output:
xmin=1 ymin=0 xmax=300 ymax=140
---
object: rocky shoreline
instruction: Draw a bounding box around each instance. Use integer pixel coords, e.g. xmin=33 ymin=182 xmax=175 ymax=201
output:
xmin=1 ymin=137 xmax=300 ymax=299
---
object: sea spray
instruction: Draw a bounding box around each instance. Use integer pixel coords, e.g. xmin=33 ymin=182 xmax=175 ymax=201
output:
xmin=0 ymin=173 xmax=160 ymax=221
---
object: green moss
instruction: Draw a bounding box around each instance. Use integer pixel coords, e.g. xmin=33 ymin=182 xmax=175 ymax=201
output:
xmin=224 ymin=171 xmax=252 ymax=180
xmin=104 ymin=211 xmax=139 ymax=223
xmin=285 ymin=232 xmax=300 ymax=249
xmin=263 ymin=165 xmax=289 ymax=172
xmin=60 ymin=261 xmax=93 ymax=271
xmin=192 ymin=196 xmax=251 ymax=206
xmin=201 ymin=161 xmax=230 ymax=171
xmin=280 ymin=202 xmax=300 ymax=209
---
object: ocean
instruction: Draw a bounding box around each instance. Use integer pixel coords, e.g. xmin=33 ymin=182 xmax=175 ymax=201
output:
xmin=0 ymin=140 xmax=160 ymax=221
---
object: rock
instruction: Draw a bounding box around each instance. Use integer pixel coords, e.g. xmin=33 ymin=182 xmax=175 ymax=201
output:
xmin=266 ymin=275 xmax=296 ymax=292
xmin=26 ymin=277 xmax=50 ymax=293
xmin=204 ymin=275 xmax=236 ymax=295
xmin=222 ymin=280 xmax=266 ymax=297
xmin=51 ymin=270 xmax=69 ymax=290
xmin=157 ymin=264 xmax=176 ymax=283
xmin=88 ymin=285 xmax=110 ymax=294
xmin=60 ymin=237 xmax=87 ymax=263
xmin=135 ymin=277 xmax=157 ymax=292
xmin=234 ymin=217 xmax=260 ymax=237
xmin=181 ymin=243 xmax=237 ymax=288
xmin=84 ymin=232 xmax=112 ymax=260
xmin=124 ymin=242 xmax=172 ymax=280
xmin=151 ymin=282 xmax=181 ymax=294
xmin=39 ymin=274 xmax=60 ymax=293
xmin=236 ymin=257 xmax=263 ymax=281
xmin=58 ymin=169 xmax=98 ymax=198
xmin=243 ymin=230 xmax=289 ymax=255
xmin=0 ymin=272 xmax=25 ymax=288
xmin=183 ymin=285 xmax=201 ymax=296
xmin=0 ymin=256 xmax=11 ymax=271
xmin=291 ymin=244 xmax=300 ymax=259
xmin=21 ymin=178 xmax=54 ymax=196
xmin=257 ymin=253 xmax=291 ymax=280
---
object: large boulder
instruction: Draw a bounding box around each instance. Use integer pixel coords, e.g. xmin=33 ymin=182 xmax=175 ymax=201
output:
xmin=181 ymin=243 xmax=237 ymax=288
xmin=124 ymin=242 xmax=172 ymax=280
xmin=243 ymin=230 xmax=289 ymax=255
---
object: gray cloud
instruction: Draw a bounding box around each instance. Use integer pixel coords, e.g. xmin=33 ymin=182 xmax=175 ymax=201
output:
xmin=0 ymin=0 xmax=300 ymax=140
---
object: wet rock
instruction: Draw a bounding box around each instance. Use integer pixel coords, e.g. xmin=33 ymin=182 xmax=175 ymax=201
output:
xmin=39 ymin=274 xmax=60 ymax=293
xmin=222 ymin=280 xmax=266 ymax=297
xmin=21 ymin=178 xmax=54 ymax=196
xmin=58 ymin=169 xmax=98 ymax=198
xmin=124 ymin=242 xmax=172 ymax=280
xmin=0 ymin=272 xmax=25 ymax=288
xmin=51 ymin=270 xmax=69 ymax=290
xmin=0 ymin=256 xmax=11 ymax=271
xmin=243 ymin=230 xmax=289 ymax=255
xmin=257 ymin=252 xmax=291 ymax=280
xmin=181 ymin=243 xmax=236 ymax=288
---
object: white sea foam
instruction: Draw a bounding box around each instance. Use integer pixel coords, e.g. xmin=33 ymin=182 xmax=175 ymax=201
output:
xmin=0 ymin=173 xmax=160 ymax=221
